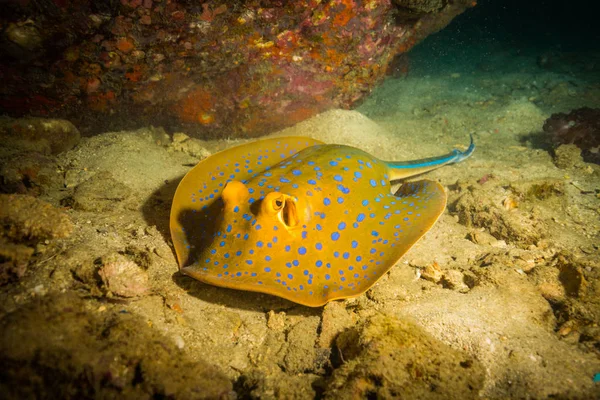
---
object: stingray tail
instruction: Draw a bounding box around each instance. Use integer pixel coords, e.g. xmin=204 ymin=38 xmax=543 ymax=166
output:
xmin=386 ymin=135 xmax=475 ymax=181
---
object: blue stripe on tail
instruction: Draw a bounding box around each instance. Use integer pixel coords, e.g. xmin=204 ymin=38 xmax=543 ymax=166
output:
xmin=388 ymin=135 xmax=475 ymax=169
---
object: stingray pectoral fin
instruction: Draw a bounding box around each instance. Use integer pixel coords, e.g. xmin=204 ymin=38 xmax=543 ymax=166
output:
xmin=393 ymin=179 xmax=447 ymax=247
xmin=170 ymin=136 xmax=324 ymax=269
xmin=386 ymin=135 xmax=475 ymax=181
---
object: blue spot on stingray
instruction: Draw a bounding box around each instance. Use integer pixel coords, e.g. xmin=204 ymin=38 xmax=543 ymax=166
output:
xmin=298 ymin=247 xmax=307 ymax=255
xmin=285 ymin=245 xmax=291 ymax=252
xmin=256 ymin=241 xmax=264 ymax=248
xmin=245 ymin=260 xmax=253 ymax=265
xmin=280 ymin=177 xmax=291 ymax=183
xmin=343 ymin=252 xmax=350 ymax=259
xmin=293 ymin=259 xmax=299 ymax=266
xmin=308 ymin=179 xmax=317 ymax=185
xmin=331 ymin=232 xmax=340 ymax=241
xmin=233 ymin=206 xmax=239 ymax=213
xmin=325 ymin=274 xmax=331 ymax=280
xmin=323 ymin=197 xmax=331 ymax=206
xmin=292 ymin=169 xmax=302 ymax=176
xmin=337 ymin=184 xmax=350 ymax=194
xmin=357 ymin=213 xmax=365 ymax=222
xmin=334 ymin=175 xmax=343 ymax=182
xmin=316 ymin=260 xmax=323 ymax=267
xmin=351 ymin=240 xmax=358 ymax=248
xmin=362 ymin=199 xmax=369 ymax=206
xmin=337 ymin=197 xmax=344 ymax=204
xmin=315 ymin=242 xmax=323 ymax=250
xmin=369 ymin=179 xmax=377 ymax=187
xmin=329 ymin=161 xmax=338 ymax=166
xmin=338 ymin=222 xmax=347 ymax=230
xmin=354 ymin=171 xmax=362 ymax=178
xmin=255 ymin=224 xmax=262 ymax=230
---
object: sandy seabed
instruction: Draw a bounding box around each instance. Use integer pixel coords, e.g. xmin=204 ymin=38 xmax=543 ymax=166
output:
xmin=1 ymin=51 xmax=600 ymax=399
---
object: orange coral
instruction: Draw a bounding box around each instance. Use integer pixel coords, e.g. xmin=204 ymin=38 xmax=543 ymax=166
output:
xmin=116 ymin=37 xmax=135 ymax=54
xmin=176 ymin=87 xmax=217 ymax=125
xmin=125 ymin=65 xmax=144 ymax=82
xmin=332 ymin=0 xmax=356 ymax=27
xmin=87 ymin=91 xmax=116 ymax=112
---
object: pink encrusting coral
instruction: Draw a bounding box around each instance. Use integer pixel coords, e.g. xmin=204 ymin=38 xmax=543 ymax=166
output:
xmin=0 ymin=0 xmax=475 ymax=138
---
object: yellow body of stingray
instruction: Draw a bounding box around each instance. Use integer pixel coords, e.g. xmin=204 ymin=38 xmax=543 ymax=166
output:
xmin=170 ymin=136 xmax=473 ymax=306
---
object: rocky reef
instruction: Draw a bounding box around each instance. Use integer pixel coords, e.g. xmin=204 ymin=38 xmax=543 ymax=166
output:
xmin=543 ymin=107 xmax=600 ymax=164
xmin=0 ymin=0 xmax=474 ymax=138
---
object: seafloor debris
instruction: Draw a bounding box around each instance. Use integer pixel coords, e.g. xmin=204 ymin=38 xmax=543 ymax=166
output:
xmin=98 ymin=254 xmax=150 ymax=298
xmin=71 ymin=171 xmax=132 ymax=212
xmin=0 ymin=117 xmax=80 ymax=155
xmin=452 ymin=184 xmax=543 ymax=247
xmin=543 ymin=107 xmax=600 ymax=164
xmin=169 ymin=132 xmax=211 ymax=159
xmin=0 ymin=1 xmax=475 ymax=137
xmin=325 ymin=314 xmax=484 ymax=399
xmin=549 ymin=252 xmax=600 ymax=354
xmin=0 ymin=194 xmax=73 ymax=284
xmin=0 ymin=194 xmax=73 ymax=242
xmin=0 ymin=152 xmax=61 ymax=196
xmin=0 ymin=293 xmax=232 ymax=398
xmin=0 ymin=117 xmax=78 ymax=196
xmin=553 ymin=144 xmax=584 ymax=169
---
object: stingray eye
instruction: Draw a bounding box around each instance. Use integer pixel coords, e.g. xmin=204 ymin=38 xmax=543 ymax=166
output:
xmin=261 ymin=192 xmax=286 ymax=216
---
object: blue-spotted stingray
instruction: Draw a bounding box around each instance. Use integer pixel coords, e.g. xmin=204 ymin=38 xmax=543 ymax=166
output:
xmin=170 ymin=136 xmax=474 ymax=307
